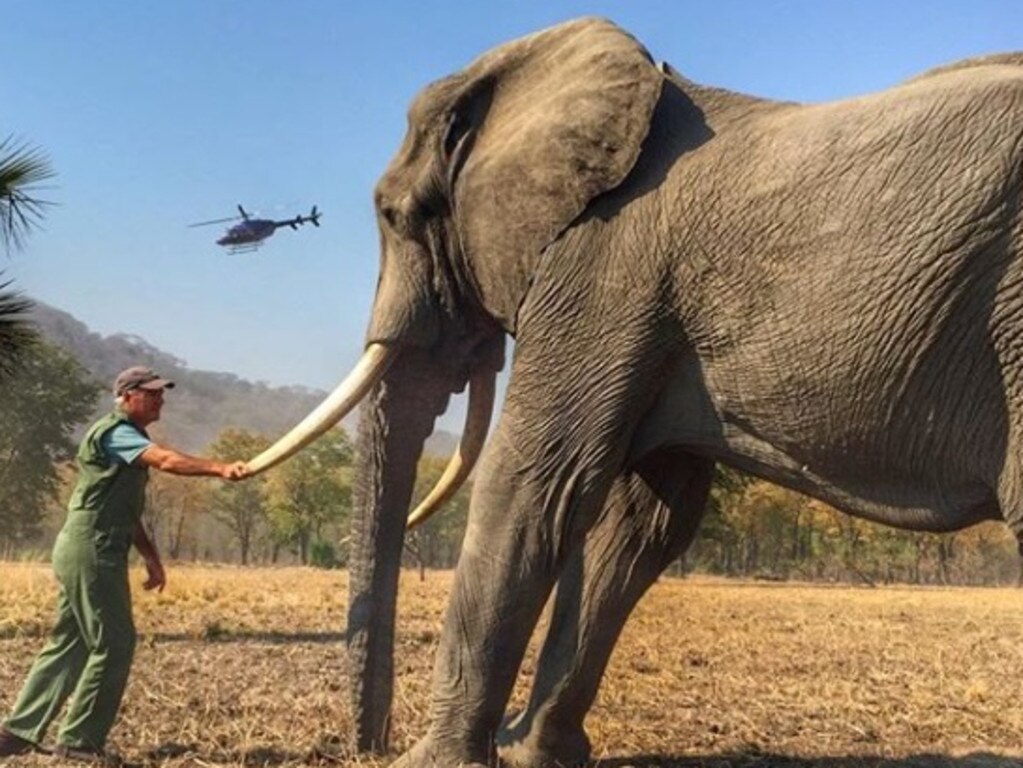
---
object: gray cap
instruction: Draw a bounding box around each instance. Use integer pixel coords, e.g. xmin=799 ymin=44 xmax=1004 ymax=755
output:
xmin=113 ymin=366 xmax=175 ymax=396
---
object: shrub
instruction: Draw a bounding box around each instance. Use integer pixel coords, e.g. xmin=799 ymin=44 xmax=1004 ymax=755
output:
xmin=309 ymin=539 xmax=339 ymax=569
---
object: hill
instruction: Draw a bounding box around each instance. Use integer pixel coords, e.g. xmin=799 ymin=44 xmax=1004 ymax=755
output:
xmin=28 ymin=300 xmax=460 ymax=456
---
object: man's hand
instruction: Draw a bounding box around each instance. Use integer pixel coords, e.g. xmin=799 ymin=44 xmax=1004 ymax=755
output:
xmin=142 ymin=556 xmax=166 ymax=592
xmin=221 ymin=461 xmax=249 ymax=481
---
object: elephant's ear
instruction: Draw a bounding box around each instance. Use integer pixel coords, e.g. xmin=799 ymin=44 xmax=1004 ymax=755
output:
xmin=451 ymin=18 xmax=664 ymax=329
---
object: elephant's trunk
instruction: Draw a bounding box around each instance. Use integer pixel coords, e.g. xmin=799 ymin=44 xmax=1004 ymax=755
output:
xmin=347 ymin=354 xmax=451 ymax=752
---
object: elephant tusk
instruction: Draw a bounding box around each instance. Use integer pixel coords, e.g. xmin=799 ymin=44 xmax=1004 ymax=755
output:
xmin=407 ymin=367 xmax=495 ymax=529
xmin=245 ymin=343 xmax=395 ymax=475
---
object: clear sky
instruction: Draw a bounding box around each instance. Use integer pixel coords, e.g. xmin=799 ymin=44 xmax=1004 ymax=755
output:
xmin=3 ymin=1 xmax=1023 ymax=430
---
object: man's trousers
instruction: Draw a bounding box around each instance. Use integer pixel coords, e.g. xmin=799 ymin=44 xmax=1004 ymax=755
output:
xmin=3 ymin=520 xmax=137 ymax=750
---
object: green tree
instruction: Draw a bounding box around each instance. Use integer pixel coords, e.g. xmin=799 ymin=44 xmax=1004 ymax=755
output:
xmin=686 ymin=466 xmax=754 ymax=574
xmin=0 ymin=283 xmax=33 ymax=379
xmin=0 ymin=340 xmax=99 ymax=545
xmin=264 ymin=427 xmax=353 ymax=565
xmin=208 ymin=429 xmax=271 ymax=565
xmin=404 ymin=454 xmax=472 ymax=574
xmin=144 ymin=469 xmax=211 ymax=560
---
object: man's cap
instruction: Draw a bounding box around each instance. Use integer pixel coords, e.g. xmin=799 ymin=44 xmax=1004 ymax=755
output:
xmin=113 ymin=366 xmax=175 ymax=396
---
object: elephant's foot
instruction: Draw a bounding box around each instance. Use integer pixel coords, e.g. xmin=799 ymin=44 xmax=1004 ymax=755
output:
xmin=497 ymin=710 xmax=592 ymax=768
xmin=391 ymin=734 xmax=494 ymax=768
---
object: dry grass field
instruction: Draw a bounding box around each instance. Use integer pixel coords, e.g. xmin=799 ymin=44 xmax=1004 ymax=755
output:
xmin=1 ymin=563 xmax=1022 ymax=768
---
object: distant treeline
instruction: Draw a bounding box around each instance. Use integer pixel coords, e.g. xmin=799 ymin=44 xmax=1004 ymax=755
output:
xmin=2 ymin=335 xmax=1020 ymax=586
xmin=0 ymin=334 xmax=468 ymax=569
xmin=28 ymin=300 xmax=334 ymax=452
xmin=684 ymin=469 xmax=1020 ymax=586
xmin=28 ymin=299 xmax=460 ymax=455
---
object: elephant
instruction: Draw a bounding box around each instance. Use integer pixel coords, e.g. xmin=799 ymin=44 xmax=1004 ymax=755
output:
xmin=244 ymin=16 xmax=1023 ymax=768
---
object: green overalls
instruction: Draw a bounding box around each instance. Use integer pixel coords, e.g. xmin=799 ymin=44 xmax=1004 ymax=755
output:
xmin=4 ymin=410 xmax=148 ymax=751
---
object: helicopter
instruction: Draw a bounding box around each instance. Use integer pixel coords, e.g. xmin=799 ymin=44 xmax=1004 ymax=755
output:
xmin=189 ymin=204 xmax=321 ymax=253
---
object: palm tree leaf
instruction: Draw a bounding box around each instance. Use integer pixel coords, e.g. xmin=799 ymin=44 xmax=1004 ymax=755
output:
xmin=0 ymin=135 xmax=56 ymax=254
xmin=0 ymin=276 xmax=37 ymax=378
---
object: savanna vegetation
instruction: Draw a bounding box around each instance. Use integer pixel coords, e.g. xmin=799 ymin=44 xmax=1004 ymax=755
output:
xmin=1 ymin=348 xmax=1020 ymax=585
xmin=1 ymin=565 xmax=1021 ymax=767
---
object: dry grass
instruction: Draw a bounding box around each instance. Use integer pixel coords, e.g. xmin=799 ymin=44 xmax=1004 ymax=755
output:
xmin=1 ymin=563 xmax=1022 ymax=767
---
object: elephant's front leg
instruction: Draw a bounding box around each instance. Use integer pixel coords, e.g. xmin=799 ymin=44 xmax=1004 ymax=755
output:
xmin=397 ymin=344 xmax=659 ymax=766
xmin=397 ymin=425 xmax=618 ymax=767
xmin=500 ymin=450 xmax=714 ymax=768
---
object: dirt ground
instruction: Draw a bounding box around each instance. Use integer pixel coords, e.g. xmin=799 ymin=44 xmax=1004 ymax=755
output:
xmin=1 ymin=563 xmax=1021 ymax=767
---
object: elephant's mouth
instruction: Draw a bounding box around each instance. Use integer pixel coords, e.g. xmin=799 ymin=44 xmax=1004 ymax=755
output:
xmin=405 ymin=365 xmax=494 ymax=527
xmin=244 ymin=342 xmax=495 ymax=518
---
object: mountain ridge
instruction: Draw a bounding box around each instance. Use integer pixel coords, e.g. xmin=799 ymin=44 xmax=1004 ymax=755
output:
xmin=28 ymin=299 xmax=459 ymax=457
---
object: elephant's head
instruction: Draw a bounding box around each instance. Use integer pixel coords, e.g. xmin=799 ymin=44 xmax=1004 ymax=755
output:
xmin=244 ymin=17 xmax=664 ymax=752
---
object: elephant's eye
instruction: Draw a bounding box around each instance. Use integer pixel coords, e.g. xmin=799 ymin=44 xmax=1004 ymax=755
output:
xmin=381 ymin=205 xmax=402 ymax=230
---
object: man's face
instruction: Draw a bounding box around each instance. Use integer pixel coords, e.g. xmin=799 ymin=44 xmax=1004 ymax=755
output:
xmin=122 ymin=387 xmax=165 ymax=426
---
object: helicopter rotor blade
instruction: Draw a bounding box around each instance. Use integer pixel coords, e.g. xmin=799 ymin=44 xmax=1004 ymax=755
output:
xmin=188 ymin=216 xmax=240 ymax=228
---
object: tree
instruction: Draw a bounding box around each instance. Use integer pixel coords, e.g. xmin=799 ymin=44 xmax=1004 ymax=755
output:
xmin=144 ymin=470 xmax=211 ymax=560
xmin=0 ymin=340 xmax=99 ymax=545
xmin=686 ymin=466 xmax=754 ymax=574
xmin=0 ymin=136 xmax=55 ymax=376
xmin=0 ymin=283 xmax=33 ymax=379
xmin=404 ymin=454 xmax=472 ymax=575
xmin=264 ymin=427 xmax=353 ymax=565
xmin=208 ymin=429 xmax=271 ymax=564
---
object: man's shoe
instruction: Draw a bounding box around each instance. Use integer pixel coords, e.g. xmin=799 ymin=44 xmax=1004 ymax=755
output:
xmin=53 ymin=744 xmax=122 ymax=766
xmin=0 ymin=728 xmax=37 ymax=756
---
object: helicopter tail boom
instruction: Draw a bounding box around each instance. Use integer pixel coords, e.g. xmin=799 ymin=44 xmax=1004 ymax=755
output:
xmin=279 ymin=206 xmax=322 ymax=231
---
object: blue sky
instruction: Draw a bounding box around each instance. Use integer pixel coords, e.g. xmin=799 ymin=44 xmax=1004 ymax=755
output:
xmin=3 ymin=1 xmax=1023 ymax=430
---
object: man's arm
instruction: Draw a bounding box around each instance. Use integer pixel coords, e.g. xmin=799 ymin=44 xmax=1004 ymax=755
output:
xmin=138 ymin=444 xmax=248 ymax=479
xmin=133 ymin=522 xmax=166 ymax=592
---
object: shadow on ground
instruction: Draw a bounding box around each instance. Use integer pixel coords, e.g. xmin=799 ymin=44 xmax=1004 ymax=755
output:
xmin=144 ymin=630 xmax=347 ymax=644
xmin=595 ymin=753 xmax=1022 ymax=768
xmin=145 ymin=742 xmax=323 ymax=765
xmin=131 ymin=747 xmax=1023 ymax=768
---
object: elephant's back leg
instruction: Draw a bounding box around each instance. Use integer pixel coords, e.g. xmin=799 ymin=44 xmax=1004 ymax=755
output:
xmin=992 ymin=229 xmax=1023 ymax=554
xmin=500 ymin=448 xmax=714 ymax=768
xmin=997 ymin=433 xmax=1023 ymax=560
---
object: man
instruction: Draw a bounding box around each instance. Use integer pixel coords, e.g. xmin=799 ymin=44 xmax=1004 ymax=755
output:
xmin=0 ymin=366 xmax=248 ymax=763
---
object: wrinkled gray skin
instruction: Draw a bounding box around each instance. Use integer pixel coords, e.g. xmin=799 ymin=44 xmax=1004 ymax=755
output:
xmin=344 ymin=16 xmax=1023 ymax=767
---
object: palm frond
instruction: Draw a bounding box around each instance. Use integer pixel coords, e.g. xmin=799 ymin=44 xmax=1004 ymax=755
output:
xmin=0 ymin=276 xmax=37 ymax=378
xmin=0 ymin=135 xmax=56 ymax=254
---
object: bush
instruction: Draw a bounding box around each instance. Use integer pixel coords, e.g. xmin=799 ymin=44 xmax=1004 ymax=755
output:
xmin=309 ymin=539 xmax=340 ymax=569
